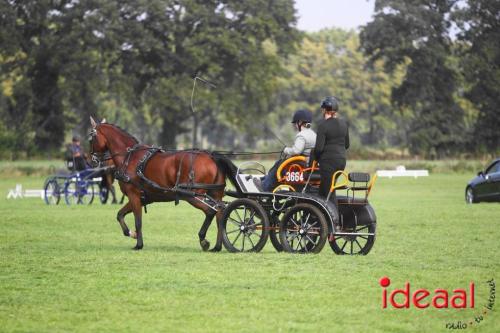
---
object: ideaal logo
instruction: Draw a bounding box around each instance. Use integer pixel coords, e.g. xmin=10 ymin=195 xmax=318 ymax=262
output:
xmin=379 ymin=277 xmax=475 ymax=309
xmin=379 ymin=277 xmax=496 ymax=330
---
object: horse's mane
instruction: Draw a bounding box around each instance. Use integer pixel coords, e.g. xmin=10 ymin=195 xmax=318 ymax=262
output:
xmin=102 ymin=123 xmax=140 ymax=144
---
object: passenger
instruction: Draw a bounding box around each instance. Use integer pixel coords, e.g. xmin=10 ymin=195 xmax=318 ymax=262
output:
xmin=254 ymin=109 xmax=316 ymax=192
xmin=314 ymin=96 xmax=350 ymax=198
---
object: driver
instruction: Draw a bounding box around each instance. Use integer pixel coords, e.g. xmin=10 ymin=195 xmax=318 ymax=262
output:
xmin=254 ymin=109 xmax=316 ymax=192
xmin=67 ymin=136 xmax=88 ymax=171
xmin=314 ymin=96 xmax=350 ymax=198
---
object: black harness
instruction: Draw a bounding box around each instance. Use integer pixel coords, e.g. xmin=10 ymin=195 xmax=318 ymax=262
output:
xmin=115 ymin=146 xmax=226 ymax=212
xmin=89 ymin=127 xmax=226 ymax=211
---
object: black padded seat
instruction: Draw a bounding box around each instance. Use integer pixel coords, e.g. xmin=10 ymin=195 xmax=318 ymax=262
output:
xmin=348 ymin=172 xmax=370 ymax=182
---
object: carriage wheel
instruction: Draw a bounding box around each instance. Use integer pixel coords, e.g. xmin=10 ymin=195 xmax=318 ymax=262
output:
xmin=44 ymin=179 xmax=60 ymax=205
xmin=99 ymin=184 xmax=109 ymax=204
xmin=279 ymin=203 xmax=328 ymax=254
xmin=221 ymin=199 xmax=270 ymax=253
xmin=79 ymin=182 xmax=95 ymax=205
xmin=64 ymin=181 xmax=95 ymax=205
xmin=268 ymin=213 xmax=283 ymax=252
xmin=329 ymin=224 xmax=376 ymax=255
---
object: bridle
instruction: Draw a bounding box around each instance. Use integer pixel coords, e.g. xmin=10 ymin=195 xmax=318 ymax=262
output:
xmin=88 ymin=127 xmax=112 ymax=167
xmin=88 ymin=126 xmax=143 ymax=168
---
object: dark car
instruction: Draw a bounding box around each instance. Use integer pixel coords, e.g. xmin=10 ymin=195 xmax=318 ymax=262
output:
xmin=465 ymin=158 xmax=500 ymax=203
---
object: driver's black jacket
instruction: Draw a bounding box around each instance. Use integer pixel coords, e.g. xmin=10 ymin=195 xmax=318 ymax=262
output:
xmin=314 ymin=117 xmax=350 ymax=161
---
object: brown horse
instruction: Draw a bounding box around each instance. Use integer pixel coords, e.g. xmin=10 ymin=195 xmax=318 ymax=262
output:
xmin=88 ymin=117 xmax=237 ymax=251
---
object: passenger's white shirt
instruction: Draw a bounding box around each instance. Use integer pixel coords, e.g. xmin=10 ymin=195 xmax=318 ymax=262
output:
xmin=284 ymin=127 xmax=317 ymax=157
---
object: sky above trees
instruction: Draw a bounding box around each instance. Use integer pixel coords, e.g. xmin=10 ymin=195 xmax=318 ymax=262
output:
xmin=295 ymin=0 xmax=375 ymax=31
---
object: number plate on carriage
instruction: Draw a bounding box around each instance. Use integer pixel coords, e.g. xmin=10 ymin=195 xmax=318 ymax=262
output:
xmin=285 ymin=171 xmax=304 ymax=182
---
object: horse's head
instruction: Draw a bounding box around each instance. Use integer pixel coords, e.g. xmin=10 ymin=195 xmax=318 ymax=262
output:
xmin=88 ymin=116 xmax=109 ymax=167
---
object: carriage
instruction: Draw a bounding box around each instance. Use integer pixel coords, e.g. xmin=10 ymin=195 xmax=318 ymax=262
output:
xmin=88 ymin=119 xmax=377 ymax=254
xmin=43 ymin=156 xmax=113 ymax=205
xmin=220 ymin=156 xmax=378 ymax=254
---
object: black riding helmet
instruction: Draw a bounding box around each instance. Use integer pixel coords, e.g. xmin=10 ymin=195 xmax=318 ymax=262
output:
xmin=320 ymin=96 xmax=339 ymax=111
xmin=291 ymin=109 xmax=313 ymax=123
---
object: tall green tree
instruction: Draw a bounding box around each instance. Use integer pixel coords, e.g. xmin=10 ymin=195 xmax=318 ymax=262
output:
xmin=0 ymin=0 xmax=300 ymax=153
xmin=360 ymin=0 xmax=466 ymax=158
xmin=455 ymin=0 xmax=500 ymax=153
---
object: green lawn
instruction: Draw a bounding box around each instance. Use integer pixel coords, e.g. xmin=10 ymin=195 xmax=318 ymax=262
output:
xmin=0 ymin=173 xmax=499 ymax=332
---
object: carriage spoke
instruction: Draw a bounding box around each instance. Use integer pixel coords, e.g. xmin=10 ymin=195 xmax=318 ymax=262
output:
xmin=350 ymin=241 xmax=353 ymax=255
xmin=242 ymin=234 xmax=246 ymax=251
xmin=340 ymin=239 xmax=348 ymax=252
xmin=231 ymin=231 xmax=242 ymax=246
xmin=234 ymin=208 xmax=244 ymax=223
xmin=287 ymin=232 xmax=299 ymax=242
xmin=249 ymin=230 xmax=262 ymax=240
xmin=243 ymin=207 xmax=248 ymax=223
xmin=303 ymin=213 xmax=311 ymax=225
xmin=299 ymin=238 xmax=306 ymax=252
xmin=247 ymin=234 xmax=255 ymax=248
xmin=305 ymin=234 xmax=315 ymax=244
xmin=354 ymin=238 xmax=363 ymax=251
xmin=228 ymin=217 xmax=242 ymax=227
xmin=295 ymin=237 xmax=303 ymax=251
xmin=290 ymin=218 xmax=300 ymax=229
xmin=247 ymin=211 xmax=256 ymax=223
xmin=226 ymin=229 xmax=240 ymax=235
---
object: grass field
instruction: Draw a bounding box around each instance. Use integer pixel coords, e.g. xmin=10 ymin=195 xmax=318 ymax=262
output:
xmin=0 ymin=171 xmax=499 ymax=332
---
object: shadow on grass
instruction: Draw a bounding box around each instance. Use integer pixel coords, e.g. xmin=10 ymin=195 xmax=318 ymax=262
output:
xmin=95 ymin=243 xmax=205 ymax=254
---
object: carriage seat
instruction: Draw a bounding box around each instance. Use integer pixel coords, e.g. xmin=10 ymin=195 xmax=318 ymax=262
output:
xmin=66 ymin=156 xmax=88 ymax=171
xmin=347 ymin=172 xmax=371 ymax=191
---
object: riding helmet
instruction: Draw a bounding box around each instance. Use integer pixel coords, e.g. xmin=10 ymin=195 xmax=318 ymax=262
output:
xmin=320 ymin=96 xmax=339 ymax=111
xmin=291 ymin=109 xmax=313 ymax=123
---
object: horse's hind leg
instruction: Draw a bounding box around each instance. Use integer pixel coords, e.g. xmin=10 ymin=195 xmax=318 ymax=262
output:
xmin=210 ymin=209 xmax=224 ymax=252
xmin=198 ymin=212 xmax=216 ymax=251
xmin=188 ymin=198 xmax=221 ymax=252
xmin=109 ymin=185 xmax=117 ymax=204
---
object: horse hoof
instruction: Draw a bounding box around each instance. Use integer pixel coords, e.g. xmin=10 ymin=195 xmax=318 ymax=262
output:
xmin=132 ymin=245 xmax=143 ymax=250
xmin=129 ymin=231 xmax=137 ymax=239
xmin=209 ymin=246 xmax=222 ymax=252
xmin=200 ymin=240 xmax=210 ymax=252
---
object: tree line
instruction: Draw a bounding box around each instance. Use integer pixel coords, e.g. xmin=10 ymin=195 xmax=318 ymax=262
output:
xmin=0 ymin=0 xmax=498 ymax=159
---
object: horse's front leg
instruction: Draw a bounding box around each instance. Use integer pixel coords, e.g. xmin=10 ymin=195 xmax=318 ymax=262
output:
xmin=130 ymin=194 xmax=144 ymax=250
xmin=116 ymin=201 xmax=133 ymax=237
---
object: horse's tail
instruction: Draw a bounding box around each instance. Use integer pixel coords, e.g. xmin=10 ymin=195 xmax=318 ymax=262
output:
xmin=212 ymin=153 xmax=240 ymax=192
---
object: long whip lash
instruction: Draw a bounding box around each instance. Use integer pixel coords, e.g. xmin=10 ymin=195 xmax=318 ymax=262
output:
xmin=191 ymin=76 xmax=217 ymax=114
